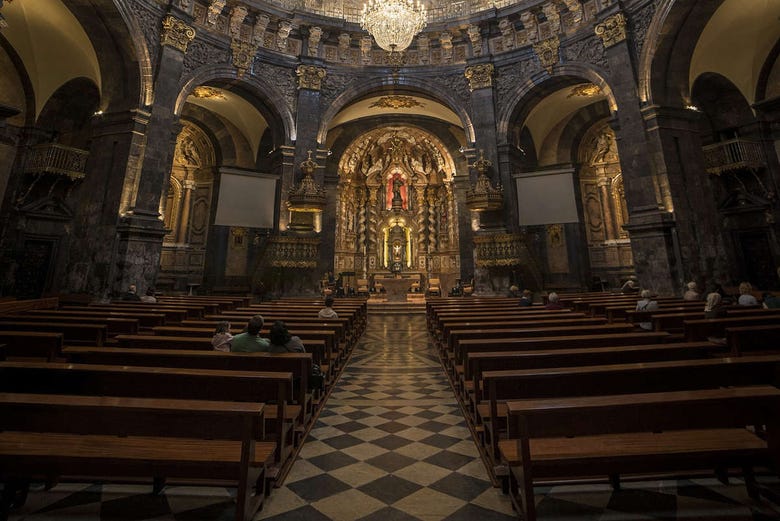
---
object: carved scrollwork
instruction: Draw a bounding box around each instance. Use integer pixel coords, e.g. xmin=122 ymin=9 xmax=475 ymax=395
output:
xmin=595 ymin=12 xmax=627 ymax=48
xmin=630 ymin=3 xmax=657 ymax=62
xmin=563 ymin=35 xmax=608 ymax=70
xmin=231 ymin=40 xmax=259 ymax=77
xmin=161 ymin=15 xmax=196 ymax=53
xmin=183 ymin=40 xmax=230 ymax=75
xmin=464 ymin=63 xmax=494 ymax=91
xmin=297 ymin=65 xmax=327 ymax=91
xmin=533 ymin=36 xmax=559 ymax=73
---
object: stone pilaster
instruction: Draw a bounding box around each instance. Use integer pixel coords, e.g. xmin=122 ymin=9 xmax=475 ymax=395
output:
xmin=63 ymin=109 xmax=150 ymax=297
xmin=595 ymin=9 xmax=680 ymax=294
xmin=116 ymin=13 xmax=194 ymax=294
xmin=464 ymin=60 xmax=519 ymax=229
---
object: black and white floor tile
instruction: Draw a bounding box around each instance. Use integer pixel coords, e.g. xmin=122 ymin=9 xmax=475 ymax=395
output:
xmin=7 ymin=311 xmax=780 ymax=520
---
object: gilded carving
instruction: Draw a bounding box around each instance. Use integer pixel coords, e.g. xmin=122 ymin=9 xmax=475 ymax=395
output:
xmin=595 ymin=12 xmax=627 ymax=48
xmin=464 ymin=63 xmax=494 ymax=91
xmin=297 ymin=65 xmax=327 ymax=91
xmin=160 ymin=15 xmax=196 ymax=53
xmin=369 ymin=96 xmax=425 ymax=110
xmin=205 ymin=0 xmax=225 ymax=26
xmin=467 ymin=24 xmax=482 ymax=56
xmin=360 ymin=36 xmax=372 ymax=64
xmin=533 ymin=36 xmax=559 ymax=73
xmin=253 ymin=14 xmax=270 ymax=45
xmin=439 ymin=31 xmax=453 ymax=62
xmin=309 ymin=26 xmax=323 ymax=57
xmin=231 ymin=40 xmax=259 ymax=76
xmin=498 ymin=19 xmax=516 ymax=51
xmin=228 ymin=5 xmax=247 ymax=38
xmin=277 ymin=20 xmax=293 ymax=51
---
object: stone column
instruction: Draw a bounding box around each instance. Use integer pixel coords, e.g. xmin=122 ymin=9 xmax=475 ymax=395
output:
xmin=176 ymin=178 xmax=195 ymax=243
xmin=595 ymin=10 xmax=681 ymax=294
xmin=115 ymin=13 xmax=195 ymax=294
xmin=63 ymin=109 xmax=150 ymax=296
xmin=642 ymin=105 xmax=732 ymax=285
xmin=597 ymin=176 xmax=617 ymax=240
xmin=293 ymin=63 xmax=326 ymax=179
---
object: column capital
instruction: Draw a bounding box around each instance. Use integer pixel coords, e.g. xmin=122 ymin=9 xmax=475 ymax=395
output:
xmin=464 ymin=63 xmax=494 ymax=91
xmin=161 ymin=15 xmax=196 ymax=53
xmin=595 ymin=13 xmax=627 ymax=49
xmin=533 ymin=36 xmax=560 ymax=74
xmin=297 ymin=65 xmax=327 ymax=91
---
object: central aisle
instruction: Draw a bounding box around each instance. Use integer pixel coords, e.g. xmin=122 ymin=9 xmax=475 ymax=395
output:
xmin=258 ymin=312 xmax=515 ymax=520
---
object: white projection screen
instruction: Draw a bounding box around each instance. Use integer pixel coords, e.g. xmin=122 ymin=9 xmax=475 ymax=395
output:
xmin=214 ymin=170 xmax=277 ymax=228
xmin=515 ymin=170 xmax=580 ymax=226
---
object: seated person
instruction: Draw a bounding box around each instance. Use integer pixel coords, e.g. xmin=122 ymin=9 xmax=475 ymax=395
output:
xmin=545 ymin=292 xmax=563 ymax=310
xmin=230 ymin=315 xmax=270 ymax=352
xmin=635 ymin=289 xmax=659 ymax=330
xmin=318 ymin=296 xmax=339 ymax=318
xmin=518 ymin=289 xmax=533 ymax=307
xmin=682 ymin=281 xmax=701 ymax=301
xmin=267 ymin=321 xmax=305 ymax=353
xmin=121 ymin=284 xmax=141 ymax=301
xmin=211 ymin=320 xmax=233 ymax=352
xmin=737 ymin=281 xmax=758 ymax=306
xmin=507 ymin=285 xmax=520 ymax=298
xmin=620 ymin=278 xmax=639 ymax=294
xmin=704 ymin=292 xmax=727 ymax=319
xmin=140 ymin=287 xmax=157 ymax=303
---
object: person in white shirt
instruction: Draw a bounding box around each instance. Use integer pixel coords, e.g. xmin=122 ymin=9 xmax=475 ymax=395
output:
xmin=737 ymin=281 xmax=758 ymax=306
xmin=318 ymin=296 xmax=338 ymax=319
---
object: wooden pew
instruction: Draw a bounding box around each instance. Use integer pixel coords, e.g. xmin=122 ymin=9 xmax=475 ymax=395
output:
xmin=64 ymin=305 xmax=187 ymax=324
xmin=0 ymin=393 xmax=273 ymax=521
xmin=0 ymin=361 xmax=294 ymax=465
xmin=113 ymin=334 xmax=331 ymax=380
xmin=685 ymin=314 xmax=780 ymax=341
xmin=63 ymin=346 xmax=315 ymax=422
xmin=454 ymin=332 xmax=670 ymax=373
xmin=500 ymin=386 xmax=780 ymax=521
xmin=26 ymin=308 xmax=166 ymax=328
xmin=0 ymin=314 xmax=139 ymax=336
xmin=483 ymin=355 xmax=780 ymax=465
xmin=0 ymin=331 xmax=63 ymax=361
xmin=0 ymin=321 xmax=106 ymax=346
xmin=726 ymin=324 xmax=780 ymax=356
xmin=465 ymin=341 xmax=719 ymax=414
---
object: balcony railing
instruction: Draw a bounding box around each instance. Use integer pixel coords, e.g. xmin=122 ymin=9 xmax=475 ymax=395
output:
xmin=702 ymin=138 xmax=765 ymax=176
xmin=24 ymin=143 xmax=89 ymax=180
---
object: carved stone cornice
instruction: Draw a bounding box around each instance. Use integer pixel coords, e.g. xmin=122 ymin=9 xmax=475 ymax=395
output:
xmin=297 ymin=65 xmax=327 ymax=91
xmin=161 ymin=15 xmax=196 ymax=53
xmin=533 ymin=36 xmax=560 ymax=73
xmin=595 ymin=13 xmax=627 ymax=48
xmin=231 ymin=39 xmax=259 ymax=77
xmin=464 ymin=63 xmax=494 ymax=91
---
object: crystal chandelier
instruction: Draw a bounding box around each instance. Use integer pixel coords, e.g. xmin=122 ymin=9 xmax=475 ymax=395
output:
xmin=361 ymin=0 xmax=427 ymax=53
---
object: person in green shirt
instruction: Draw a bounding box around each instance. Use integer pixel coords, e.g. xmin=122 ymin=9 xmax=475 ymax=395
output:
xmin=230 ymin=314 xmax=271 ymax=352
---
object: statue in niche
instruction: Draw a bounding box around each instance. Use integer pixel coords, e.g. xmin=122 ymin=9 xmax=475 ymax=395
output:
xmin=175 ymin=136 xmax=200 ymax=166
xmin=591 ymin=131 xmax=617 ymax=165
xmin=387 ymin=173 xmax=407 ymax=210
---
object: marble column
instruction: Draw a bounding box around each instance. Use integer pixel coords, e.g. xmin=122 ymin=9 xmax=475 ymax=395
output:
xmin=597 ymin=176 xmax=617 ymax=240
xmin=115 ymin=13 xmax=195 ymax=294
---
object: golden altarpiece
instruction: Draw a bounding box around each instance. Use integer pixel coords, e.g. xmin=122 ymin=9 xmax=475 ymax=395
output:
xmin=334 ymin=127 xmax=460 ymax=292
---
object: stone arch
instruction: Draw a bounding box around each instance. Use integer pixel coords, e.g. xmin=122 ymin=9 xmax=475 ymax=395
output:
xmin=176 ymin=65 xmax=295 ymax=146
xmin=639 ymin=0 xmax=725 ymax=107
xmin=555 ymin=102 xmax=613 ymax=166
xmin=317 ymin=75 xmax=476 ymax=145
xmin=497 ymin=63 xmax=617 ymax=145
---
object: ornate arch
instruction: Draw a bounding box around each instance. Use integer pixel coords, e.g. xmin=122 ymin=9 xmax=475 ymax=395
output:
xmin=497 ymin=63 xmax=617 ymax=145
xmin=176 ymin=64 xmax=295 ymax=145
xmin=317 ymin=75 xmax=475 ymax=145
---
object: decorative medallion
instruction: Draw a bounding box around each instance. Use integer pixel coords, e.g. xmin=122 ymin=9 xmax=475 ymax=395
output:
xmin=191 ymin=86 xmax=225 ymax=100
xmin=296 ymin=65 xmax=327 ymax=91
xmin=533 ymin=36 xmax=559 ymax=73
xmin=464 ymin=63 xmax=494 ymax=91
xmin=595 ymin=13 xmax=627 ymax=48
xmin=160 ymin=15 xmax=196 ymax=53
xmin=568 ymin=83 xmax=601 ymax=98
xmin=369 ymin=96 xmax=425 ymax=110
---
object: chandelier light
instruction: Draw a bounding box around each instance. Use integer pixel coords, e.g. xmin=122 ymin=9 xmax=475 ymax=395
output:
xmin=361 ymin=0 xmax=427 ymax=53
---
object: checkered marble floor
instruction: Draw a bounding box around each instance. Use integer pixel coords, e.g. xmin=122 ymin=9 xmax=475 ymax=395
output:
xmin=7 ymin=311 xmax=780 ymax=520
